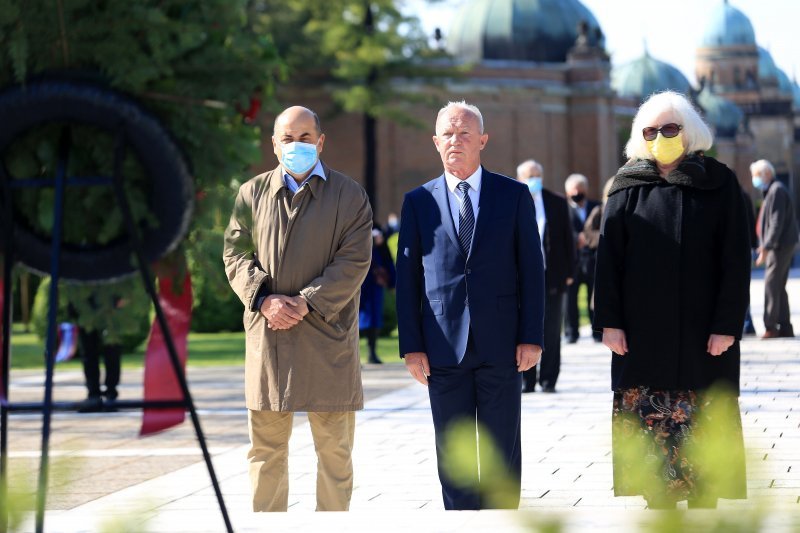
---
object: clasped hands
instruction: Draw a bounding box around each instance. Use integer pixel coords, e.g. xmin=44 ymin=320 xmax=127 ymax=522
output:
xmin=260 ymin=294 xmax=309 ymax=330
xmin=602 ymin=328 xmax=735 ymax=356
xmin=404 ymin=344 xmax=542 ymax=386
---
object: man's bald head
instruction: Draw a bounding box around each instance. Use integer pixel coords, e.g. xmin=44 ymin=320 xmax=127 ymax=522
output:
xmin=273 ymin=106 xmax=321 ymax=137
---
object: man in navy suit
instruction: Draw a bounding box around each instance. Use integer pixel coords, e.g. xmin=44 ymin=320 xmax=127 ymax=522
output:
xmin=396 ymin=101 xmax=545 ymax=510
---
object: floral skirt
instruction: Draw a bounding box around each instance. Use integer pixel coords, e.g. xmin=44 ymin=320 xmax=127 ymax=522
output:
xmin=612 ymin=387 xmax=747 ymax=502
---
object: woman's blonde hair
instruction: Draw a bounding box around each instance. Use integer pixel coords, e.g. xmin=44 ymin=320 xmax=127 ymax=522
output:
xmin=624 ymin=91 xmax=713 ymax=160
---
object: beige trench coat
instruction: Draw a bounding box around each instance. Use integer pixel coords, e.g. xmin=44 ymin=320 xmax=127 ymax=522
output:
xmin=223 ymin=163 xmax=373 ymax=411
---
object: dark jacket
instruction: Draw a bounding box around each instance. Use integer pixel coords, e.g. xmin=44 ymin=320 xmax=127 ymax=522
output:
xmin=593 ymin=155 xmax=751 ymax=394
xmin=759 ymin=179 xmax=799 ymax=251
xmin=541 ymin=189 xmax=576 ymax=293
xmin=396 ymin=169 xmax=546 ymax=366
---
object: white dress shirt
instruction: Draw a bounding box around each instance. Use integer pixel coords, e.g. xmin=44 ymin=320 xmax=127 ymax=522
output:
xmin=444 ymin=166 xmax=482 ymax=238
xmin=532 ymin=191 xmax=547 ymax=268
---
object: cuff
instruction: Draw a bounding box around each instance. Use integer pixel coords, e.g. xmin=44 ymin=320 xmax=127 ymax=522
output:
xmin=251 ymin=284 xmax=271 ymax=312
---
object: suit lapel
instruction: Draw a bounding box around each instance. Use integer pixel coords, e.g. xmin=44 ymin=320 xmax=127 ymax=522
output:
xmin=432 ymin=175 xmax=465 ymax=259
xmin=469 ymin=168 xmax=496 ymax=257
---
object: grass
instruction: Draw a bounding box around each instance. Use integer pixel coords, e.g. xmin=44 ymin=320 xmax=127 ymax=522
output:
xmin=6 ymin=282 xmax=587 ymax=369
xmin=6 ymin=323 xmax=402 ymax=369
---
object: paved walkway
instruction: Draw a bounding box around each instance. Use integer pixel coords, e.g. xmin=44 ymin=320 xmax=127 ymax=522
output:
xmin=10 ymin=273 xmax=800 ymax=532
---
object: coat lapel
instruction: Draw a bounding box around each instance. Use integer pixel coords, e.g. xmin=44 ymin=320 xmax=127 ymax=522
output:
xmin=432 ymin=175 xmax=465 ymax=259
xmin=469 ymin=168 xmax=496 ymax=257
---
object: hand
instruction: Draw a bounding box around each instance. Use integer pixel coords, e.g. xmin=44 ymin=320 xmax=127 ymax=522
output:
xmin=577 ymin=233 xmax=587 ymax=249
xmin=516 ymin=344 xmax=541 ymax=372
xmin=707 ymin=334 xmax=734 ymax=356
xmin=566 ymin=278 xmax=574 ymax=286
xmin=603 ymin=328 xmax=628 ymax=355
xmin=260 ymin=294 xmax=305 ymax=330
xmin=404 ymin=352 xmax=430 ymax=386
xmin=755 ymin=247 xmax=765 ymax=266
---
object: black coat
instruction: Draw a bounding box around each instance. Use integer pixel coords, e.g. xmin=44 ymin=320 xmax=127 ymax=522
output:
xmin=593 ymin=155 xmax=751 ymax=393
xmin=541 ymin=189 xmax=576 ymax=293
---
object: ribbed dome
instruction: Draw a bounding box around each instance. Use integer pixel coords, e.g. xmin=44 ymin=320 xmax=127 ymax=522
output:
xmin=611 ymin=51 xmax=692 ymax=101
xmin=757 ymin=46 xmax=779 ymax=82
xmin=696 ymin=86 xmax=743 ymax=138
xmin=700 ymin=1 xmax=756 ymax=47
xmin=776 ymin=68 xmax=794 ymax=96
xmin=447 ymin=0 xmax=604 ymax=63
xmin=793 ymin=80 xmax=800 ymax=109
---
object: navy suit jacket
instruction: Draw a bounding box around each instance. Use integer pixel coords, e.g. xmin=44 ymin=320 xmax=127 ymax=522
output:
xmin=396 ymin=168 xmax=545 ymax=367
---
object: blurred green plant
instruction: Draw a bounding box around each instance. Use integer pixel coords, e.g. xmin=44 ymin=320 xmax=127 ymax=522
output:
xmin=441 ymin=418 xmax=520 ymax=509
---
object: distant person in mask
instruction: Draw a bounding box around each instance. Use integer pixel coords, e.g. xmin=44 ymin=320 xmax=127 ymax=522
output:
xmin=594 ymin=91 xmax=750 ymax=509
xmin=516 ymin=159 xmax=575 ymax=393
xmin=751 ymin=159 xmax=799 ymax=339
xmin=564 ymin=173 xmax=601 ymax=343
xmin=224 ymin=105 xmax=373 ymax=512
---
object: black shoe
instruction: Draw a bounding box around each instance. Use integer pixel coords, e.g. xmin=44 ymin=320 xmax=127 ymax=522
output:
xmin=566 ymin=337 xmax=578 ymax=344
xmin=542 ymin=386 xmax=556 ymax=393
xmin=522 ymin=382 xmax=536 ymax=393
xmin=367 ymin=356 xmax=383 ymax=364
xmin=77 ymin=395 xmax=103 ymax=413
xmin=779 ymin=324 xmax=795 ymax=338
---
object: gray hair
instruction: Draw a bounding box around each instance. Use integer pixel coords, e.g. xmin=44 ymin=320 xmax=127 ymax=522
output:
xmin=516 ymin=159 xmax=542 ymax=180
xmin=750 ymin=159 xmax=775 ymax=179
xmin=436 ymin=101 xmax=484 ymax=134
xmin=624 ymin=91 xmax=713 ymax=160
xmin=564 ymin=173 xmax=589 ymax=191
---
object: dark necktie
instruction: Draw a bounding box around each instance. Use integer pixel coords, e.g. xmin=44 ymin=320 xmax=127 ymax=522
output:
xmin=457 ymin=181 xmax=474 ymax=255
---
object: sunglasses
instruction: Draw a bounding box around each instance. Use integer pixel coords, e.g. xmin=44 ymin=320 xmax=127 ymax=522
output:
xmin=642 ymin=123 xmax=682 ymax=141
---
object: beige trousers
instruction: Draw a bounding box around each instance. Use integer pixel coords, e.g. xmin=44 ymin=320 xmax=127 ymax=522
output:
xmin=247 ymin=410 xmax=355 ymax=512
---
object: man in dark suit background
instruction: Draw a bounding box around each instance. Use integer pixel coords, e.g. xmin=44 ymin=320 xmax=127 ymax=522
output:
xmin=396 ymin=102 xmax=545 ymax=510
xmin=563 ymin=173 xmax=600 ymax=343
xmin=516 ymin=161 xmax=575 ymax=393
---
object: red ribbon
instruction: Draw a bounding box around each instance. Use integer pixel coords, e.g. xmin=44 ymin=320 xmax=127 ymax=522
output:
xmin=140 ymin=271 xmax=192 ymax=436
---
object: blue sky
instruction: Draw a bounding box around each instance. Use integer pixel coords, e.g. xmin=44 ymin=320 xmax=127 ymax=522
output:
xmin=405 ymin=0 xmax=800 ymax=86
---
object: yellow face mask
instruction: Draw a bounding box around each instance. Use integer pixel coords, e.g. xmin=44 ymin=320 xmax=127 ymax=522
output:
xmin=646 ymin=132 xmax=685 ymax=165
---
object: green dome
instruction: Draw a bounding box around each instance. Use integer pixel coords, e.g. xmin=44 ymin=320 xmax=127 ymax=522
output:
xmin=793 ymin=80 xmax=800 ymax=109
xmin=696 ymin=86 xmax=743 ymax=138
xmin=776 ymin=68 xmax=794 ymax=96
xmin=757 ymin=47 xmax=779 ymax=82
xmin=700 ymin=1 xmax=756 ymax=47
xmin=447 ymin=0 xmax=604 ymax=63
xmin=611 ymin=51 xmax=692 ymax=101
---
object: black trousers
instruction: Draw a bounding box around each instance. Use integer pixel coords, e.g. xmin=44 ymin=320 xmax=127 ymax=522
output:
xmin=525 ymin=290 xmax=565 ymax=389
xmin=565 ymin=264 xmax=594 ymax=341
xmin=80 ymin=329 xmax=122 ymax=399
xmin=427 ymin=333 xmax=522 ymax=510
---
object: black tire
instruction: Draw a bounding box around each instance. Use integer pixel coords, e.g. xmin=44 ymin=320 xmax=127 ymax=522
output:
xmin=0 ymin=80 xmax=194 ymax=282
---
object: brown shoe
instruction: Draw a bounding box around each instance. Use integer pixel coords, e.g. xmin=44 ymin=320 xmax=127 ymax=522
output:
xmin=761 ymin=329 xmax=780 ymax=340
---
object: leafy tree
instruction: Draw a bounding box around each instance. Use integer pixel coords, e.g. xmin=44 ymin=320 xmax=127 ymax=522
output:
xmin=0 ymin=0 xmax=282 ymax=339
xmin=251 ymin=0 xmax=451 ymax=215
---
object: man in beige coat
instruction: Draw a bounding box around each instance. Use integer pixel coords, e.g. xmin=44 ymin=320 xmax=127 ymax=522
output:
xmin=223 ymin=106 xmax=373 ymax=512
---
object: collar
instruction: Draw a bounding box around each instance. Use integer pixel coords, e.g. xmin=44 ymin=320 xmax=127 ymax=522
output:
xmin=445 ymin=166 xmax=482 ymax=195
xmin=269 ymin=160 xmax=327 ymax=198
xmin=608 ymin=153 xmax=724 ymax=196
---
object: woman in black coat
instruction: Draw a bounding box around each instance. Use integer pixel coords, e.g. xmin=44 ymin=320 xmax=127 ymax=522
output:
xmin=593 ymin=91 xmax=751 ymax=509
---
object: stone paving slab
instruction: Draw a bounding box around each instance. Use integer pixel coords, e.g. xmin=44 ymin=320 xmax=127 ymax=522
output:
xmin=11 ymin=274 xmax=800 ymax=531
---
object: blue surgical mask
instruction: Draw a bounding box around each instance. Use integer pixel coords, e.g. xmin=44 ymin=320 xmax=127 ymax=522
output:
xmin=527 ymin=177 xmax=543 ymax=195
xmin=752 ymin=176 xmax=764 ymax=190
xmin=281 ymin=141 xmax=319 ymax=175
